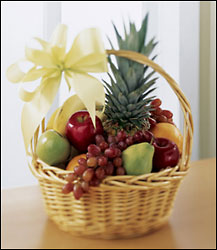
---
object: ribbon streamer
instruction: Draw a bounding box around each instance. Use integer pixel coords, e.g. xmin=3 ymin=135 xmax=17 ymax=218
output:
xmin=6 ymin=24 xmax=108 ymax=152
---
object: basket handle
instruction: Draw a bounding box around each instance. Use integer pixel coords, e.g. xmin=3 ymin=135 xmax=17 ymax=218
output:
xmin=106 ymin=49 xmax=194 ymax=170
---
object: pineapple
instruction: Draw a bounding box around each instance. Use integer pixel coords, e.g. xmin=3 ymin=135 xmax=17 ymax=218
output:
xmin=103 ymin=14 xmax=158 ymax=135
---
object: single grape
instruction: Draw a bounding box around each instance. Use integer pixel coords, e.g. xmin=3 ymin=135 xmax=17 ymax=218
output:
xmin=87 ymin=144 xmax=101 ymax=156
xmin=115 ymin=136 xmax=120 ymax=143
xmin=125 ymin=136 xmax=134 ymax=146
xmin=95 ymin=167 xmax=105 ymax=180
xmin=104 ymin=148 xmax=117 ymax=158
xmin=95 ymin=134 xmax=105 ymax=145
xmin=82 ymin=168 xmax=94 ymax=182
xmin=78 ymin=158 xmax=87 ymax=166
xmin=74 ymin=165 xmax=87 ymax=176
xmin=162 ymin=110 xmax=173 ymax=119
xmin=105 ymin=162 xmax=114 ymax=176
xmin=98 ymin=155 xmax=108 ymax=167
xmin=133 ymin=133 xmax=140 ymax=143
xmin=116 ymin=130 xmax=127 ymax=142
xmin=87 ymin=157 xmax=98 ymax=167
xmin=150 ymin=114 xmax=158 ymax=121
xmin=143 ymin=131 xmax=154 ymax=143
xmin=73 ymin=183 xmax=84 ymax=200
xmin=116 ymin=167 xmax=126 ymax=175
xmin=109 ymin=142 xmax=118 ymax=148
xmin=151 ymin=98 xmax=162 ymax=108
xmin=115 ymin=148 xmax=122 ymax=157
xmin=81 ymin=181 xmax=89 ymax=193
xmin=148 ymin=117 xmax=157 ymax=127
xmin=133 ymin=131 xmax=144 ymax=143
xmin=113 ymin=157 xmax=122 ymax=167
xmin=62 ymin=182 xmax=74 ymax=194
xmin=107 ymin=135 xmax=116 ymax=144
xmin=89 ymin=176 xmax=100 ymax=187
xmin=86 ymin=152 xmax=94 ymax=159
xmin=99 ymin=141 xmax=109 ymax=151
xmin=157 ymin=115 xmax=168 ymax=123
xmin=118 ymin=141 xmax=127 ymax=151
xmin=65 ymin=172 xmax=77 ymax=182
xmin=153 ymin=107 xmax=163 ymax=116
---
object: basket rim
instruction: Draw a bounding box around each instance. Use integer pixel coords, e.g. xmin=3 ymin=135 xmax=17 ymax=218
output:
xmin=28 ymin=153 xmax=189 ymax=188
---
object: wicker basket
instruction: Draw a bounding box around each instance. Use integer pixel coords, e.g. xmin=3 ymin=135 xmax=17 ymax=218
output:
xmin=28 ymin=50 xmax=193 ymax=239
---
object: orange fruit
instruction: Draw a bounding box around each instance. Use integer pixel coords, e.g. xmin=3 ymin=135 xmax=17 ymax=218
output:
xmin=66 ymin=154 xmax=86 ymax=171
xmin=150 ymin=123 xmax=183 ymax=153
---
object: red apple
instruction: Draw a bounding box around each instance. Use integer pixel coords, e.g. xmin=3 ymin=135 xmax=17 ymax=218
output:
xmin=152 ymin=137 xmax=180 ymax=171
xmin=66 ymin=111 xmax=104 ymax=153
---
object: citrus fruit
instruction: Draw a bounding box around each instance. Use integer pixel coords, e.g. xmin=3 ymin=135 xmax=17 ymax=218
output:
xmin=150 ymin=123 xmax=183 ymax=153
xmin=66 ymin=154 xmax=86 ymax=171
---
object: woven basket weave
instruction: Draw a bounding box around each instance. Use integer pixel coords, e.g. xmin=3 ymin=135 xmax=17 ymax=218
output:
xmin=28 ymin=50 xmax=193 ymax=239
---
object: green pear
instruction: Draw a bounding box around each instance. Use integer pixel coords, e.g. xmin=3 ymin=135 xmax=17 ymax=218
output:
xmin=122 ymin=142 xmax=154 ymax=175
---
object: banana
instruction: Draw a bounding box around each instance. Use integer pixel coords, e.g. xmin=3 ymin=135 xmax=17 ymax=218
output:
xmin=46 ymin=106 xmax=61 ymax=130
xmin=53 ymin=94 xmax=86 ymax=136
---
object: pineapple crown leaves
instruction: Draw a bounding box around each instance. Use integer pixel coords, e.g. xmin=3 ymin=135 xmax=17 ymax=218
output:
xmin=108 ymin=15 xmax=154 ymax=53
xmin=105 ymin=57 xmax=157 ymax=105
xmin=108 ymin=13 xmax=158 ymax=90
xmin=103 ymin=13 xmax=158 ymax=130
xmin=112 ymin=14 xmax=150 ymax=53
xmin=128 ymin=77 xmax=158 ymax=104
xmin=107 ymin=56 xmax=129 ymax=96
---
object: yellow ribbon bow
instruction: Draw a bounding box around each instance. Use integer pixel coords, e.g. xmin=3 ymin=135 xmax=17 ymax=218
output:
xmin=6 ymin=24 xmax=108 ymax=152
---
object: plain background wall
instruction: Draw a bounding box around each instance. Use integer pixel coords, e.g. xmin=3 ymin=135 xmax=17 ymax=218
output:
xmin=209 ymin=2 xmax=216 ymax=157
xmin=1 ymin=2 xmax=43 ymax=188
xmin=179 ymin=1 xmax=200 ymax=161
xmin=1 ymin=2 xmax=216 ymax=189
xmin=200 ymin=1 xmax=216 ymax=159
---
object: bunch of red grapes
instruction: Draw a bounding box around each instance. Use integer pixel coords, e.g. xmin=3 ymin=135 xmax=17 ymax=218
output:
xmin=62 ymin=130 xmax=153 ymax=199
xmin=149 ymin=98 xmax=174 ymax=128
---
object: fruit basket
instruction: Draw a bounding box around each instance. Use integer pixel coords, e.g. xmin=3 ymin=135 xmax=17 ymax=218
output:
xmin=27 ymin=49 xmax=193 ymax=239
xmin=7 ymin=17 xmax=193 ymax=239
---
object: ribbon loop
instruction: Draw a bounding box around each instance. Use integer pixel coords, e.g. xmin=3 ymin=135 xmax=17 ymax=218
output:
xmin=65 ymin=28 xmax=108 ymax=71
xmin=6 ymin=63 xmax=26 ymax=83
xmin=7 ymin=24 xmax=108 ymax=152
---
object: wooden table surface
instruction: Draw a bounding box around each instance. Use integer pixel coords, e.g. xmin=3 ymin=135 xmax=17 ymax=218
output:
xmin=1 ymin=158 xmax=216 ymax=249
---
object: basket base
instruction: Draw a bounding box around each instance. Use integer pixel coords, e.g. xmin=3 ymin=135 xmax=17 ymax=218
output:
xmin=50 ymin=216 xmax=170 ymax=240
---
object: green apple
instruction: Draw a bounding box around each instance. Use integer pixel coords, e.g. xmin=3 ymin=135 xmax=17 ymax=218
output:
xmin=36 ymin=130 xmax=71 ymax=166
